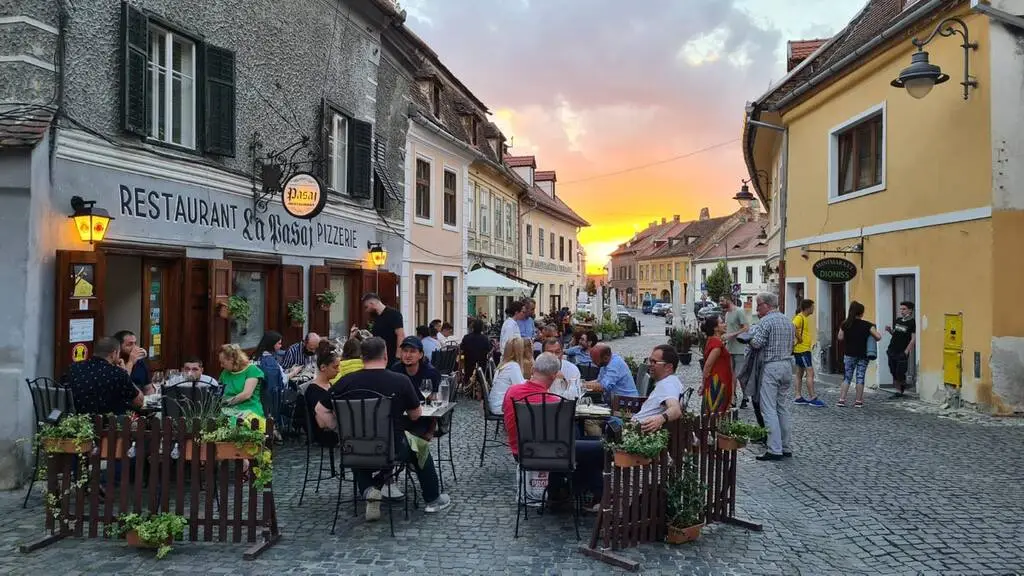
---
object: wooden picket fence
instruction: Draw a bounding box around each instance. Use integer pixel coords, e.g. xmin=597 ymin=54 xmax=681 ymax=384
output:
xmin=582 ymin=413 xmax=761 ymax=571
xmin=20 ymin=415 xmax=281 ymax=560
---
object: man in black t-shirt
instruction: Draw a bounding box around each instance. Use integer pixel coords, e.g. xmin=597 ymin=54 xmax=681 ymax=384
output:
xmin=390 ymin=336 xmax=441 ymax=439
xmin=324 ymin=337 xmax=451 ymax=520
xmin=885 ymin=301 xmax=917 ymax=396
xmin=67 ymin=337 xmax=144 ymax=415
xmin=362 ymin=292 xmax=405 ymax=364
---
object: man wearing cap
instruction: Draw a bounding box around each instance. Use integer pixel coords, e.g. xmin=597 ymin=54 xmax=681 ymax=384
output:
xmin=390 ymin=336 xmax=441 ymax=439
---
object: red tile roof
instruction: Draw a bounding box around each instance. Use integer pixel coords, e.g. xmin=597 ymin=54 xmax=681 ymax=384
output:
xmin=504 ymin=155 xmax=536 ymax=168
xmin=0 ymin=108 xmax=54 ymax=148
xmin=787 ymin=38 xmax=829 ymax=71
xmin=693 ymin=220 xmax=769 ymax=261
xmin=526 ymin=184 xmax=589 ymax=227
xmin=535 ymin=170 xmax=556 ymax=182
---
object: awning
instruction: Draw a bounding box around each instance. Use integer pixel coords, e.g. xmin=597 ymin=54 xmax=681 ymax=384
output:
xmin=466 ymin=267 xmax=532 ymax=297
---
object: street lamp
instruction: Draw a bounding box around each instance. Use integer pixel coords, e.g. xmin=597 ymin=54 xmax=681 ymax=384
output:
xmin=367 ymin=241 xmax=388 ymax=291
xmin=890 ymin=17 xmax=977 ymax=100
xmin=733 ymin=182 xmax=757 ymax=210
xmin=69 ymin=196 xmax=113 ymax=244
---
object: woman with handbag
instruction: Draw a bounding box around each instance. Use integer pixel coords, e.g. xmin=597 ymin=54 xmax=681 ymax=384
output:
xmin=836 ymin=301 xmax=882 ymax=408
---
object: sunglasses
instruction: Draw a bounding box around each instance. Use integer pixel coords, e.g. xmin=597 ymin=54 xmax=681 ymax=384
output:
xmin=645 ymin=358 xmax=669 ymax=365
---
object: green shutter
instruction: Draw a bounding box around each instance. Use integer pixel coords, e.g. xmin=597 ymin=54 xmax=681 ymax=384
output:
xmin=203 ymin=45 xmax=236 ymax=156
xmin=348 ymin=119 xmax=373 ymax=198
xmin=121 ymin=2 xmax=148 ymax=137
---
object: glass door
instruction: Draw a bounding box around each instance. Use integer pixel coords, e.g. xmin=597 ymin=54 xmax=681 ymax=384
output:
xmin=142 ymin=260 xmax=168 ymax=370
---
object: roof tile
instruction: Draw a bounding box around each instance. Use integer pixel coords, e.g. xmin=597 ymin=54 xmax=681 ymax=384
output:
xmin=0 ymin=108 xmax=54 ymax=149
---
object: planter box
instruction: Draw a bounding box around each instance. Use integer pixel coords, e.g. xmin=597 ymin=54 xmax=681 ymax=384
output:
xmin=318 ymin=303 xmax=331 ymax=311
xmin=680 ymin=352 xmax=693 ymax=366
xmin=185 ymin=440 xmax=260 ymax=461
xmin=126 ymin=529 xmax=173 ymax=549
xmin=42 ymin=438 xmax=93 ymax=454
xmin=666 ymin=522 xmax=704 ymax=544
xmin=717 ymin=434 xmax=747 ymax=451
xmin=613 ymin=450 xmax=651 ymax=468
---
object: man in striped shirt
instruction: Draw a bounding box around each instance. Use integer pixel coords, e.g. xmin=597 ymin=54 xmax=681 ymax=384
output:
xmin=749 ymin=292 xmax=795 ymax=461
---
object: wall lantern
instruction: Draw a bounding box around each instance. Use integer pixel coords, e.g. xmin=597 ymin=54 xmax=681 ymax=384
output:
xmin=890 ymin=17 xmax=977 ymax=100
xmin=735 ymin=169 xmax=768 ymax=210
xmin=69 ymin=196 xmax=113 ymax=244
xmin=367 ymin=241 xmax=388 ymax=268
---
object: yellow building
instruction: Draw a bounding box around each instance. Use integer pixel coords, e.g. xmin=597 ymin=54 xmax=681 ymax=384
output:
xmin=635 ymin=218 xmax=688 ymax=303
xmin=744 ymin=0 xmax=1024 ymax=410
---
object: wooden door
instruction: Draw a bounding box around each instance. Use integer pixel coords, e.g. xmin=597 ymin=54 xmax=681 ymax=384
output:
xmin=55 ymin=250 xmax=106 ymax=381
xmin=183 ymin=259 xmax=211 ymax=369
xmin=209 ymin=260 xmax=232 ymax=367
xmin=140 ymin=259 xmax=181 ymax=371
xmin=309 ymin=265 xmax=331 ymax=337
xmin=280 ymin=265 xmax=304 ymax=344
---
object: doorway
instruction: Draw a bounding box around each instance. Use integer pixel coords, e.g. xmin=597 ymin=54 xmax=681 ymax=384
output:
xmin=876 ymin=268 xmax=919 ymax=391
xmin=105 ymin=254 xmax=179 ymax=372
xmin=785 ymin=278 xmax=806 ymax=318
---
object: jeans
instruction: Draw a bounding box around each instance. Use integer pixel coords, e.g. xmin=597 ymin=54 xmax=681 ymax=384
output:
xmin=574 ymin=440 xmax=605 ymax=499
xmin=843 ymin=356 xmax=869 ymax=386
xmin=759 ymin=360 xmax=793 ymax=455
xmin=353 ymin=439 xmax=440 ymax=503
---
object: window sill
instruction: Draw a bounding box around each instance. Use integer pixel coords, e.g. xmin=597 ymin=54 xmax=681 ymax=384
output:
xmin=143 ymin=137 xmax=201 ymax=157
xmin=414 ymin=216 xmax=434 ymax=226
xmin=442 ymin=223 xmax=459 ymax=233
xmin=828 ymin=184 xmax=885 ymax=204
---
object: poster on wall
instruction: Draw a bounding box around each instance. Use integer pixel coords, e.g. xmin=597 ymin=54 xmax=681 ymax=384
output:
xmin=69 ymin=318 xmax=95 ymax=343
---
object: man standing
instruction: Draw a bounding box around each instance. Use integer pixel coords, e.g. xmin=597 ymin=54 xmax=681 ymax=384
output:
xmin=113 ymin=330 xmax=151 ymax=394
xmin=748 ymin=292 xmax=795 ymax=461
xmin=720 ymin=297 xmax=749 ymax=408
xmin=67 ymin=337 xmax=144 ymax=415
xmin=885 ymin=301 xmax=916 ymax=396
xmin=500 ymin=301 xmax=526 ymax=351
xmin=517 ymin=298 xmax=537 ymax=341
xmin=584 ymin=343 xmax=639 ymax=402
xmin=363 ymin=292 xmax=405 ymax=365
xmin=793 ymin=299 xmax=824 ymax=407
xmin=282 ymin=332 xmax=320 ymax=370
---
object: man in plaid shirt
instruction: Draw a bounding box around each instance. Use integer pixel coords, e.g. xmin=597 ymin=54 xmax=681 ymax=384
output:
xmin=749 ymin=292 xmax=795 ymax=461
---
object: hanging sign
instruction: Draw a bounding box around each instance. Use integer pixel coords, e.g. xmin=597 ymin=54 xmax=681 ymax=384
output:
xmin=281 ymin=173 xmax=326 ymax=219
xmin=812 ymin=257 xmax=857 ymax=283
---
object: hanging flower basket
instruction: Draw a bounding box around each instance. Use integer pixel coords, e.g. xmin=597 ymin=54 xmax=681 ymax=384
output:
xmin=613 ymin=450 xmax=651 ymax=468
xmin=216 ymin=303 xmax=229 ymax=319
xmin=43 ymin=438 xmax=93 ymax=454
xmin=717 ymin=434 xmax=747 ymax=451
xmin=185 ymin=440 xmax=260 ymax=461
xmin=666 ymin=522 xmax=704 ymax=544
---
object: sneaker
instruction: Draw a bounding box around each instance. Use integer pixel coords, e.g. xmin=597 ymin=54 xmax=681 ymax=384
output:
xmin=382 ymin=483 xmax=404 ymax=500
xmin=854 ymin=401 xmax=864 ymax=408
xmin=425 ymin=494 xmax=452 ymax=513
xmin=755 ymin=452 xmax=784 ymax=462
xmin=807 ymin=398 xmax=826 ymax=408
xmin=794 ymin=397 xmax=808 ymax=405
xmin=836 ymin=400 xmax=847 ymax=408
xmin=364 ymin=487 xmax=382 ymax=521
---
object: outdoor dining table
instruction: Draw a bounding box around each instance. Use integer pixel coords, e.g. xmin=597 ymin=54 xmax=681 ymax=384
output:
xmin=575 ymin=404 xmax=611 ymax=419
xmin=414 ymin=402 xmax=456 ymax=419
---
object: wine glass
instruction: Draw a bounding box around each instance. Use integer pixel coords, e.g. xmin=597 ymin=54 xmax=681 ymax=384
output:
xmin=419 ymin=381 xmax=433 ymax=405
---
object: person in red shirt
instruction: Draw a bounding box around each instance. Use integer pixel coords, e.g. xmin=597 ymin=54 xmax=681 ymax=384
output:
xmin=503 ymin=353 xmax=604 ymax=510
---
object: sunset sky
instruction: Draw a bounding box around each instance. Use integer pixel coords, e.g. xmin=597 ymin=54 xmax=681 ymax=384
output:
xmin=402 ymin=0 xmax=866 ymax=274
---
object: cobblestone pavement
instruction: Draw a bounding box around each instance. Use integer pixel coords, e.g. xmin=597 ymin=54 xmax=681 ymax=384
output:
xmin=2 ymin=312 xmax=1023 ymax=574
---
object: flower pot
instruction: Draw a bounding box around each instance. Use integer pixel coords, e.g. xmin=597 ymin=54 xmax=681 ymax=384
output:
xmin=186 ymin=440 xmax=260 ymax=461
xmin=126 ymin=529 xmax=173 ymax=549
xmin=666 ymin=522 xmax=704 ymax=544
xmin=613 ymin=450 xmax=651 ymax=468
xmin=216 ymin=303 xmax=229 ymax=319
xmin=680 ymin=352 xmax=693 ymax=366
xmin=318 ymin=302 xmax=331 ymax=311
xmin=290 ymin=319 xmax=304 ymax=328
xmin=99 ymin=436 xmax=125 ymax=458
xmin=717 ymin=434 xmax=747 ymax=451
xmin=43 ymin=438 xmax=93 ymax=454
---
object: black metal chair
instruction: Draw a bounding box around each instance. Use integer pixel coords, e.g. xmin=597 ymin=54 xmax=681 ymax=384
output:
xmin=512 ymin=393 xmax=579 ymax=539
xmin=23 ymin=377 xmax=75 ymax=507
xmin=635 ymin=364 xmax=651 ymax=397
xmin=431 ymin=346 xmax=459 ymax=376
xmin=296 ymin=390 xmax=340 ymax=505
xmin=161 ymin=384 xmax=218 ymax=419
xmin=476 ymin=366 xmax=507 ymax=466
xmin=331 ymin=391 xmax=410 ymax=537
xmin=431 ymin=378 xmax=459 ymax=491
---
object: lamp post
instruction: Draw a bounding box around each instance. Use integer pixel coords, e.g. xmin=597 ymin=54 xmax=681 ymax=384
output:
xmin=367 ymin=241 xmax=388 ymax=292
xmin=69 ymin=196 xmax=114 ymax=244
xmin=890 ymin=17 xmax=977 ymax=100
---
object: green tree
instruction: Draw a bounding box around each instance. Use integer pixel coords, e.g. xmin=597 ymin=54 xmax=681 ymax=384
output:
xmin=586 ymin=278 xmax=597 ymax=295
xmin=705 ymin=261 xmax=733 ymax=302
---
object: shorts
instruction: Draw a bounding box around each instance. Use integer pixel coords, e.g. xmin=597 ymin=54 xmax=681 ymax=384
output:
xmin=794 ymin=351 xmax=813 ymax=368
xmin=888 ymin=351 xmax=909 ymax=382
xmin=843 ymin=356 xmax=869 ymax=386
xmin=729 ymin=353 xmax=744 ymax=377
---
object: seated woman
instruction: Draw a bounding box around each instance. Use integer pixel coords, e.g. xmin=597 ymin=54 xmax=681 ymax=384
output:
xmin=303 ymin=342 xmax=341 ymax=446
xmin=488 ymin=337 xmax=532 ymax=415
xmin=218 ymin=344 xmax=266 ymax=429
xmin=331 ymin=332 xmax=367 ymax=385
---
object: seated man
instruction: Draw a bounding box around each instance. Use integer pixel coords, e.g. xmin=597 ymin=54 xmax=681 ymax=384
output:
xmin=565 ymin=331 xmax=597 ymax=367
xmin=503 ymin=353 xmax=604 ymax=511
xmin=584 ymin=343 xmax=639 ymax=403
xmin=315 ymin=337 xmax=452 ymax=520
xmin=166 ymin=357 xmax=220 ymax=391
xmin=390 ymin=336 xmax=441 ymax=439
xmin=67 ymin=336 xmax=144 ymax=415
xmin=541 ymin=337 xmax=582 ymax=399
xmin=631 ymin=345 xmax=684 ymax=431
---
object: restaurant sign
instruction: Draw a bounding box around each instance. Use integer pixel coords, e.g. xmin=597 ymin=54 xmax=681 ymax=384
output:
xmin=55 ymin=161 xmax=376 ymax=262
xmin=812 ymin=257 xmax=857 ymax=283
xmin=281 ymin=173 xmax=325 ymax=219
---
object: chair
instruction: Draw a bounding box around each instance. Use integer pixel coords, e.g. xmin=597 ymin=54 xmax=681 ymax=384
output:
xmin=23 ymin=377 xmax=75 ymax=507
xmin=485 ymin=357 xmax=497 ymax=384
xmin=476 ymin=366 xmax=508 ymax=466
xmin=431 ymin=346 xmax=459 ymax=376
xmin=512 ymin=393 xmax=579 ymax=539
xmin=635 ymin=366 xmax=652 ymax=397
xmin=610 ymin=395 xmax=647 ymax=419
xmin=431 ymin=377 xmax=459 ymax=491
xmin=296 ymin=390 xmax=340 ymax=505
xmin=331 ymin=391 xmax=409 ymax=537
xmin=161 ymin=384 xmax=218 ymax=419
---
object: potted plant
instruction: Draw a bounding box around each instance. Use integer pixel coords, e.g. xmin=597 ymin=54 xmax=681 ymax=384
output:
xmin=679 ymin=330 xmax=696 ymax=365
xmin=38 ymin=414 xmax=94 ymax=454
xmin=606 ymin=423 xmax=669 ymax=467
xmin=665 ymin=455 xmax=706 ymax=544
xmin=192 ymin=421 xmax=273 ymax=490
xmin=215 ymin=300 xmax=229 ymax=319
xmin=227 ymin=295 xmax=251 ymax=331
xmin=316 ymin=289 xmax=337 ymax=311
xmin=717 ymin=419 xmax=767 ymax=451
xmin=108 ymin=512 xmax=187 ymax=559
xmin=286 ymin=300 xmax=305 ymax=328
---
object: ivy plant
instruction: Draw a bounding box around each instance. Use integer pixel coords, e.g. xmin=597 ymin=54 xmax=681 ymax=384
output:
xmin=719 ymin=419 xmax=768 ymax=442
xmin=108 ymin=512 xmax=188 ymax=559
xmin=606 ymin=423 xmax=669 ymax=459
xmin=286 ymin=300 xmax=306 ymax=324
xmin=666 ymin=454 xmax=706 ymax=529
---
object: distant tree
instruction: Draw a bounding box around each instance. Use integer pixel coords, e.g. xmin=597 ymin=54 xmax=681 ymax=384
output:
xmin=586 ymin=279 xmax=597 ymax=295
xmin=706 ymin=261 xmax=733 ymax=303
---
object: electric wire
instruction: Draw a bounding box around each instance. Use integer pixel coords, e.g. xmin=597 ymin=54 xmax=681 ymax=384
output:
xmin=557 ymin=138 xmax=740 ymax=186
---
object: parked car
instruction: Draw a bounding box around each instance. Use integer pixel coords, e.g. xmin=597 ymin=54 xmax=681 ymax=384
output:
xmin=696 ymin=304 xmax=722 ymax=321
xmin=641 ymin=301 xmax=654 ymax=314
xmin=652 ymin=303 xmax=672 ymax=316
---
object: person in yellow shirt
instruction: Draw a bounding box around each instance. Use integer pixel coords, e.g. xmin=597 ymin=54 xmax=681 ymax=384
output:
xmin=792 ymin=299 xmax=824 ymax=407
xmin=330 ymin=331 xmax=371 ymax=384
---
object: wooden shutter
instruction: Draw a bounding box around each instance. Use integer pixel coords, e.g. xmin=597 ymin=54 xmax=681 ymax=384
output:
xmin=309 ymin=266 xmax=331 ymax=337
xmin=121 ymin=2 xmax=148 ymax=137
xmin=183 ymin=258 xmax=212 ymax=369
xmin=208 ymin=260 xmax=232 ymax=364
xmin=55 ymin=250 xmax=106 ymax=382
xmin=203 ymin=45 xmax=236 ymax=156
xmin=281 ymin=265 xmax=304 ymax=344
xmin=348 ymin=119 xmax=373 ymax=198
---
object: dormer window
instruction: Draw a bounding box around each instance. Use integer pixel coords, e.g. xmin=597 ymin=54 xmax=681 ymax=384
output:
xmin=431 ymin=82 xmax=442 ymax=118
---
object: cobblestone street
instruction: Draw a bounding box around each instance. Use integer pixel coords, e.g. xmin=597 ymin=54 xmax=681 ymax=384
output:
xmin=2 ymin=314 xmax=1023 ymax=575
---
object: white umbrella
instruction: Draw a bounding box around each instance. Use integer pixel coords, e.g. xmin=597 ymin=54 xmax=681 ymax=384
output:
xmin=672 ymin=282 xmax=683 ymax=330
xmin=609 ymin=288 xmax=619 ymax=318
xmin=592 ymin=284 xmax=605 ymax=321
xmin=466 ymin=268 xmax=531 ymax=297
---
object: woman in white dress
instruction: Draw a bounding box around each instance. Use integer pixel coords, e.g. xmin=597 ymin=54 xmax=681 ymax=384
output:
xmin=488 ymin=337 xmax=534 ymax=415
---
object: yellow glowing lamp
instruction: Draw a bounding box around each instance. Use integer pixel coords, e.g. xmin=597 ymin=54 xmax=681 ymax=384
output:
xmin=69 ymin=196 xmax=114 ymax=244
xmin=367 ymin=241 xmax=388 ymax=267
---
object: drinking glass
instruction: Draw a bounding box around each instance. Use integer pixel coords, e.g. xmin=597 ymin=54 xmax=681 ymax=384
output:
xmin=437 ymin=382 xmax=450 ymax=407
xmin=580 ymin=396 xmax=592 ymax=408
xmin=420 ymin=381 xmax=433 ymax=404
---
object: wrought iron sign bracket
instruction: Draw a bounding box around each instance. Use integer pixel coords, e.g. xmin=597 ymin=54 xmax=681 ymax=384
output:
xmin=249 ymin=132 xmax=326 ymax=214
xmin=800 ymin=239 xmax=864 ymax=268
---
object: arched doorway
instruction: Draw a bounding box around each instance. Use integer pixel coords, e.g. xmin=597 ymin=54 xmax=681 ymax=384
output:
xmin=660 ymin=289 xmax=671 ymax=302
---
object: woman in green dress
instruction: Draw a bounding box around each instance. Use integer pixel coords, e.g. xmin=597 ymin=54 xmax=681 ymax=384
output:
xmin=218 ymin=344 xmax=266 ymax=429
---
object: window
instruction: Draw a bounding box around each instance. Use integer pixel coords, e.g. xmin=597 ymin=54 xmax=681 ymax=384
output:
xmin=831 ymin=104 xmax=885 ymax=201
xmin=443 ymin=169 xmax=457 ymax=227
xmin=549 ymin=234 xmax=555 ymax=260
xmin=328 ymin=274 xmax=352 ymax=340
xmin=431 ymin=83 xmax=442 ymax=118
xmin=505 ymin=201 xmax=514 ymax=242
xmin=568 ymin=240 xmax=573 ymax=263
xmin=493 ymin=197 xmax=503 ymax=239
xmin=745 ymin=266 xmax=753 ymax=284
xmin=230 ymin=269 xmax=266 ymax=349
xmin=467 ymin=184 xmax=475 ymax=230
xmin=538 ymin=228 xmax=545 ymax=257
xmin=731 ymin=267 xmax=738 ymax=283
xmin=559 ymin=236 xmax=565 ymax=261
xmin=479 ymin=188 xmax=489 ymax=234
xmin=526 ymin=225 xmax=533 ymax=254
xmin=701 ymin=268 xmax=707 ymax=283
xmin=414 ymin=274 xmax=430 ymax=327
xmin=639 ymin=267 xmax=643 ymax=281
xmin=442 ymin=276 xmax=455 ymax=326
xmin=328 ymin=114 xmax=348 ymax=192
xmin=415 ymin=159 xmax=431 ymax=220
xmin=123 ymin=5 xmax=236 ymax=155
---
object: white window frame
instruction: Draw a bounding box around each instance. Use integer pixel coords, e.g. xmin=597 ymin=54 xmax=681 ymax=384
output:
xmin=526 ymin=224 xmax=533 ymax=255
xmin=538 ymin=228 xmax=545 ymax=257
xmin=442 ymin=166 xmax=458 ymax=231
xmin=827 ymin=101 xmax=887 ymax=204
xmin=414 ymin=155 xmax=433 ymax=225
xmin=466 ymin=182 xmax=476 ymax=231
xmin=328 ymin=113 xmax=349 ymax=193
xmin=505 ymin=200 xmax=514 ymax=242
xmin=147 ymin=25 xmax=196 ymax=149
xmin=478 ymin=187 xmax=490 ymax=235
xmin=441 ymin=271 xmax=460 ymax=329
xmin=493 ymin=196 xmax=503 ymax=240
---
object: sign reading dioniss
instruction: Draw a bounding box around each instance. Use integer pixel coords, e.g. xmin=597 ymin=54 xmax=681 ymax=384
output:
xmin=281 ymin=173 xmax=326 ymax=219
xmin=812 ymin=257 xmax=858 ymax=283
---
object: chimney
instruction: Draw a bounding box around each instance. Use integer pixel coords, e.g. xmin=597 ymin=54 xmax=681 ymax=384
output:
xmin=673 ymin=215 xmax=680 ymax=222
xmin=699 ymin=208 xmax=710 ymax=221
xmin=661 ymin=217 xmax=666 ymax=225
xmin=649 ymin=221 xmax=656 ymax=228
